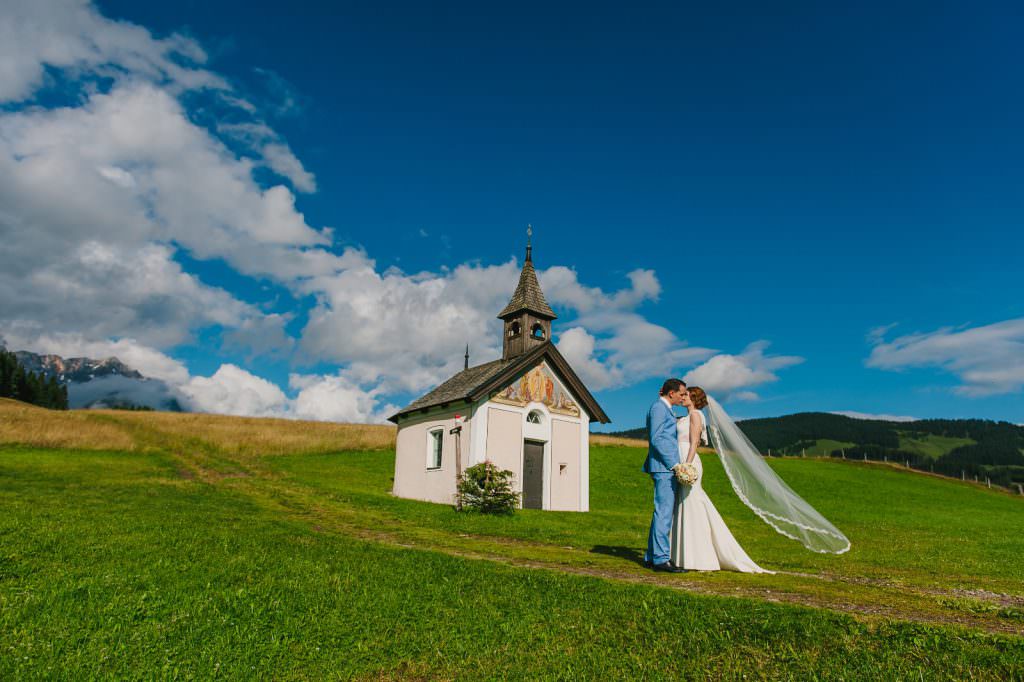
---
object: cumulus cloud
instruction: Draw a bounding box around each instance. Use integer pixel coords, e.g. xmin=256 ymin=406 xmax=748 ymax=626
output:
xmin=0 ymin=0 xmax=227 ymax=103
xmin=0 ymin=1 xmax=330 ymax=357
xmin=262 ymin=143 xmax=317 ymax=192
xmin=289 ymin=373 xmax=398 ymax=423
xmin=298 ymin=258 xmax=715 ymax=396
xmin=683 ymin=341 xmax=804 ymax=400
xmin=545 ymin=267 xmax=714 ymax=391
xmin=556 ymin=327 xmax=616 ymax=389
xmin=181 ymin=364 xmax=289 ymax=417
xmin=297 ymin=255 xmax=519 ymax=393
xmin=174 ymin=363 xmax=396 ymax=423
xmin=866 ymin=318 xmax=1024 ymax=397
xmin=217 ymin=122 xmax=317 ymax=193
xmin=0 ymin=241 xmax=283 ymax=350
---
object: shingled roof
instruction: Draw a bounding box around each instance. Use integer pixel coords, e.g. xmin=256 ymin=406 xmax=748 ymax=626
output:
xmin=388 ymin=342 xmax=610 ymax=424
xmin=497 ymin=253 xmax=556 ymax=320
xmin=389 ymin=358 xmax=510 ymax=419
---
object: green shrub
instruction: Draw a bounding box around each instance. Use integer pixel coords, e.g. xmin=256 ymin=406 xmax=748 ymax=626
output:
xmin=456 ymin=461 xmax=519 ymax=514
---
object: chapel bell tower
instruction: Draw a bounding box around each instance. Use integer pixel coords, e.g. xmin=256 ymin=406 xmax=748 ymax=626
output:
xmin=498 ymin=226 xmax=557 ymax=361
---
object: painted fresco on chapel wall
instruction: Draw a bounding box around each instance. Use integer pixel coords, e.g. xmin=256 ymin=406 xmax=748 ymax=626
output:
xmin=491 ymin=363 xmax=580 ymax=417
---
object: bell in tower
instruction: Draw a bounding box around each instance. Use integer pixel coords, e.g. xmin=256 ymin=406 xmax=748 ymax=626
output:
xmin=497 ymin=226 xmax=557 ymax=360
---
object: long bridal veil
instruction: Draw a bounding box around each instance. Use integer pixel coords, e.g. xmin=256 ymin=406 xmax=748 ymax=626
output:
xmin=706 ymin=396 xmax=851 ymax=554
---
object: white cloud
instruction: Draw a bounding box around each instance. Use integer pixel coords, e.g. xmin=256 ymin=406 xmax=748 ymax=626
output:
xmin=556 ymin=327 xmax=621 ymax=390
xmin=0 ymin=239 xmax=281 ymax=351
xmin=298 ymin=258 xmax=715 ymax=396
xmin=830 ymin=411 xmax=918 ymax=422
xmin=867 ymin=319 xmax=1024 ymax=397
xmin=545 ymin=267 xmax=713 ymax=391
xmin=0 ymin=0 xmax=227 ymax=103
xmin=262 ymin=143 xmax=317 ymax=193
xmin=181 ymin=364 xmax=289 ymax=417
xmin=540 ymin=266 xmax=661 ymax=313
xmin=0 ymin=1 xmax=330 ymax=356
xmin=289 ymin=373 xmax=398 ymax=423
xmin=298 ymin=256 xmax=520 ymax=394
xmin=96 ymin=165 xmax=137 ymax=188
xmin=217 ymin=122 xmax=317 ymax=193
xmin=683 ymin=341 xmax=804 ymax=400
xmin=177 ymin=365 xmax=395 ymax=423
xmin=3 ymin=331 xmax=191 ymax=384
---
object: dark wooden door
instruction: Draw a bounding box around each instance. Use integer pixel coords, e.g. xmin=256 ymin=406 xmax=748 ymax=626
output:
xmin=522 ymin=440 xmax=544 ymax=509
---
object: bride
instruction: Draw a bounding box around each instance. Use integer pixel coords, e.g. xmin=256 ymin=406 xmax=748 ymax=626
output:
xmin=670 ymin=386 xmax=850 ymax=572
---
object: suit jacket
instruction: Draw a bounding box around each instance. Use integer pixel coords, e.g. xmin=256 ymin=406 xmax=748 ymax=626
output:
xmin=643 ymin=398 xmax=679 ymax=474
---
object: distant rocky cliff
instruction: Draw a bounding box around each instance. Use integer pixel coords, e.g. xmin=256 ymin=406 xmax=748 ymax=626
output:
xmin=13 ymin=351 xmax=144 ymax=383
xmin=7 ymin=347 xmax=181 ymax=411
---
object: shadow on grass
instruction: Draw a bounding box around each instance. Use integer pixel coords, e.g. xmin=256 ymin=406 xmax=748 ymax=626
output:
xmin=590 ymin=545 xmax=646 ymax=567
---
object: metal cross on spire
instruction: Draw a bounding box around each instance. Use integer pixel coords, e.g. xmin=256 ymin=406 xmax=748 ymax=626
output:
xmin=526 ymin=224 xmax=533 ymax=262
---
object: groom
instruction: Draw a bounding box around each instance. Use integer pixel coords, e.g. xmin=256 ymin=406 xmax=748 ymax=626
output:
xmin=643 ymin=378 xmax=688 ymax=573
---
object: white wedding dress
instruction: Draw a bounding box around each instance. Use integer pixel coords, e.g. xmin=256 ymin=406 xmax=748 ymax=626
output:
xmin=670 ymin=410 xmax=773 ymax=573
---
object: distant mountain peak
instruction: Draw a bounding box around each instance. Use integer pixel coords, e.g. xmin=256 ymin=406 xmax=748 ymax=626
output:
xmin=7 ymin=347 xmax=182 ymax=412
xmin=13 ymin=350 xmax=144 ymax=383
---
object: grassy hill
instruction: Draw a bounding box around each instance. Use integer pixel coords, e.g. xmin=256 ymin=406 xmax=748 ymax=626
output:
xmin=897 ymin=432 xmax=977 ymax=459
xmin=2 ymin=398 xmax=1023 ymax=678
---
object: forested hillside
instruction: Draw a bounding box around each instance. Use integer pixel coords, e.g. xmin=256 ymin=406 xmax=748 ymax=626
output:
xmin=0 ymin=349 xmax=68 ymax=410
xmin=610 ymin=412 xmax=1024 ymax=489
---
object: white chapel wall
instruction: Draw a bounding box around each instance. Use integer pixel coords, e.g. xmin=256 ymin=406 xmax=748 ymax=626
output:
xmin=484 ymin=406 xmax=522 ymax=478
xmin=549 ymin=418 xmax=581 ymax=511
xmin=393 ymin=408 xmax=472 ymax=505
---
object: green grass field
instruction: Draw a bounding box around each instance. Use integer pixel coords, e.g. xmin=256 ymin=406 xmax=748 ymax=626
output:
xmin=803 ymin=438 xmax=857 ymax=455
xmin=2 ymin=405 xmax=1023 ymax=679
xmin=898 ymin=432 xmax=977 ymax=459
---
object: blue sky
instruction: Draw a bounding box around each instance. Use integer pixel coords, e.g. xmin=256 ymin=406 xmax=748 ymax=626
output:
xmin=1 ymin=1 xmax=1021 ymax=427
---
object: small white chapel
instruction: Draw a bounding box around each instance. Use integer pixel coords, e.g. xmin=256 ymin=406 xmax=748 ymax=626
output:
xmin=389 ymin=235 xmax=611 ymax=511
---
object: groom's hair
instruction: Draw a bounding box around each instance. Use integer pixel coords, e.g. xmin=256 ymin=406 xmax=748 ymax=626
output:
xmin=659 ymin=378 xmax=686 ymax=395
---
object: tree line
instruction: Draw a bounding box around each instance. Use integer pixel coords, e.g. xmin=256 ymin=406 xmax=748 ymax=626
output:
xmin=0 ymin=349 xmax=68 ymax=410
xmin=737 ymin=414 xmax=1024 ymax=488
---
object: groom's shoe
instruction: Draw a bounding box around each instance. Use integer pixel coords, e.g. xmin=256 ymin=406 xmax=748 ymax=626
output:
xmin=652 ymin=562 xmax=686 ymax=574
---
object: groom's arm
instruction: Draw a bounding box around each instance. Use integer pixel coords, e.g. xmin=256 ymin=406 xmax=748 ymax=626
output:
xmin=650 ymin=404 xmax=679 ymax=469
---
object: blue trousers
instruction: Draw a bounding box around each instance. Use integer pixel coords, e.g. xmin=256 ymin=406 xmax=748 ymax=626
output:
xmin=645 ymin=472 xmax=676 ymax=565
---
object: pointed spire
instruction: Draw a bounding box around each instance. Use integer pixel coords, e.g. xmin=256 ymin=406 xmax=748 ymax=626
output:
xmin=464 ymin=344 xmax=470 ymax=370
xmin=497 ymin=226 xmax=556 ymax=320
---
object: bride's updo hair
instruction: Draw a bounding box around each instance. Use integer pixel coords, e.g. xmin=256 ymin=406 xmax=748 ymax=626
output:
xmin=688 ymin=386 xmax=709 ymax=410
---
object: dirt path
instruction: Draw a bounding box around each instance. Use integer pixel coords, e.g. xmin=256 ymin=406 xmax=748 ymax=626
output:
xmin=194 ymin=460 xmax=1024 ymax=638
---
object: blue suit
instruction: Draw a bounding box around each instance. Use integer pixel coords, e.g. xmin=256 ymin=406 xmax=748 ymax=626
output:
xmin=643 ymin=398 xmax=679 ymax=565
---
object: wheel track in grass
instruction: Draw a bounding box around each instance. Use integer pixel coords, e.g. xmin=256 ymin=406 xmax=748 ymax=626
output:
xmin=86 ymin=419 xmax=1015 ymax=638
xmin=167 ymin=452 xmax=1024 ymax=638
xmin=11 ymin=409 xmax=1021 ymax=639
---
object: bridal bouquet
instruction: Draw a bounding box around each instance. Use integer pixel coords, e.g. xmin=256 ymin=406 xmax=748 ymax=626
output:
xmin=672 ymin=462 xmax=699 ymax=486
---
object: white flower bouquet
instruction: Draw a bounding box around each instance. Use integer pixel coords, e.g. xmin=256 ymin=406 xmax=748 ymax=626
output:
xmin=672 ymin=462 xmax=699 ymax=486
